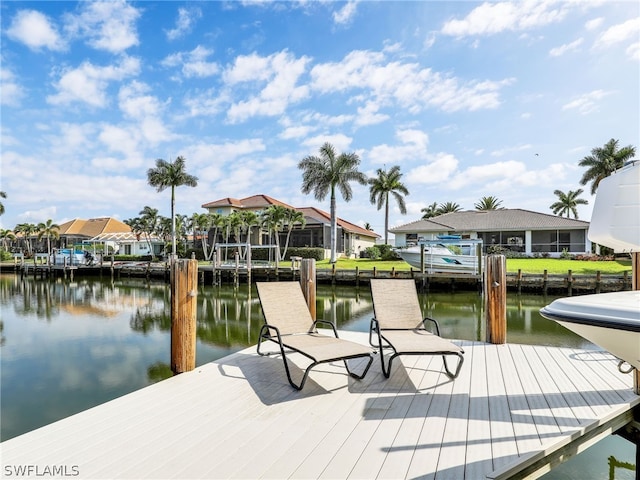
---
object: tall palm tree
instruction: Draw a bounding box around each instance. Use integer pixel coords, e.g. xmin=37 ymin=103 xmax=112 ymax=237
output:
xmin=299 ymin=142 xmax=367 ymax=263
xmin=239 ymin=210 xmax=260 ymax=244
xmin=438 ymin=202 xmax=462 ymax=214
xmin=282 ymin=208 xmax=306 ymax=259
xmin=147 ymin=156 xmax=198 ymax=260
xmin=474 ymin=196 xmax=503 ymax=210
xmin=550 ymin=189 xmax=588 ymax=219
xmin=0 ymin=191 xmax=6 ymax=216
xmin=579 ymin=139 xmax=636 ymax=194
xmin=37 ymin=219 xmax=60 ymax=257
xmin=14 ymin=223 xmax=37 ymax=255
xmin=421 ymin=202 xmax=439 ymax=219
xmin=368 ymin=165 xmax=409 ymax=245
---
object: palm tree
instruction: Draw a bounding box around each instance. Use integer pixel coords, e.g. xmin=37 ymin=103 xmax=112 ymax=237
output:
xmin=0 ymin=229 xmax=16 ymax=250
xmin=438 ymin=202 xmax=462 ymax=214
xmin=579 ymin=139 xmax=636 ymax=194
xmin=193 ymin=213 xmax=213 ymax=260
xmin=37 ymin=219 xmax=60 ymax=257
xmin=299 ymin=142 xmax=367 ymax=263
xmin=260 ymin=205 xmax=288 ymax=261
xmin=363 ymin=222 xmax=373 ymax=231
xmin=550 ymin=189 xmax=588 ymax=219
xmin=14 ymin=223 xmax=37 ymax=255
xmin=282 ymin=208 xmax=306 ymax=259
xmin=146 ymin=156 xmax=198 ymax=260
xmin=368 ymin=165 xmax=409 ymax=245
xmin=474 ymin=196 xmax=503 ymax=210
xmin=139 ymin=206 xmax=159 ymax=256
xmin=0 ymin=191 xmax=6 ymax=216
xmin=239 ymin=210 xmax=260 ymax=244
xmin=421 ymin=202 xmax=439 ymax=219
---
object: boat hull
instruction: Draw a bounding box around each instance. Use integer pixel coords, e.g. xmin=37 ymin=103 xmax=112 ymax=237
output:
xmin=397 ymin=248 xmax=480 ymax=274
xmin=540 ymin=291 xmax=640 ymax=369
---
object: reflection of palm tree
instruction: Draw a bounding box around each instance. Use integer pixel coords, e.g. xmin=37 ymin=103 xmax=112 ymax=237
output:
xmin=147 ymin=362 xmax=173 ymax=383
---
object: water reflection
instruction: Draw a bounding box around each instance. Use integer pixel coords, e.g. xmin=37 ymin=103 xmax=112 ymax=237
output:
xmin=0 ymin=273 xmax=625 ymax=478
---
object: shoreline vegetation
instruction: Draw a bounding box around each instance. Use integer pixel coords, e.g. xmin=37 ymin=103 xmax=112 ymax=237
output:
xmin=313 ymin=257 xmax=632 ymax=275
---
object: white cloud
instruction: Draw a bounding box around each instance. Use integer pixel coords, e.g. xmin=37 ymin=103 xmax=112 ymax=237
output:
xmin=562 ymin=89 xmax=611 ymax=115
xmin=224 ymin=50 xmax=311 ymax=123
xmin=407 ymin=153 xmax=459 ymax=184
xmin=311 ymin=49 xmax=513 ymax=113
xmin=47 ymin=57 xmax=141 ymax=107
xmin=585 ymin=17 xmax=604 ymax=31
xmin=355 ymin=101 xmax=389 ymax=126
xmin=367 ymin=128 xmax=430 ymax=165
xmin=594 ymin=17 xmax=640 ymax=49
xmin=549 ymin=38 xmax=583 ymax=57
xmin=162 ymin=45 xmax=220 ymax=78
xmin=166 ymin=7 xmax=202 ymax=40
xmin=7 ymin=10 xmax=65 ymax=51
xmin=65 ymin=0 xmax=140 ymax=53
xmin=441 ymin=1 xmax=571 ymax=37
xmin=333 ymin=1 xmax=358 ymax=25
xmin=0 ymin=67 xmax=25 ymax=106
xmin=279 ymin=125 xmax=316 ymax=140
xmin=490 ymin=144 xmax=532 ymax=157
xmin=302 ymin=134 xmax=353 ymax=154
xmin=627 ymin=42 xmax=640 ymax=61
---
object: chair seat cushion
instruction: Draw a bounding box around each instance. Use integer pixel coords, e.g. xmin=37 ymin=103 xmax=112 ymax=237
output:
xmin=380 ymin=329 xmax=463 ymax=354
xmin=279 ymin=333 xmax=372 ymax=363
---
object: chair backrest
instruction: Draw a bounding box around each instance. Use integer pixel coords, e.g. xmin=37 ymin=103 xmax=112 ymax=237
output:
xmin=256 ymin=282 xmax=315 ymax=335
xmin=370 ymin=279 xmax=424 ymax=329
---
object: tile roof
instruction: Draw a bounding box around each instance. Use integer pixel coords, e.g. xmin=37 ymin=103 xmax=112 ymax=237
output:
xmin=58 ymin=218 xmax=132 ymax=237
xmin=391 ymin=209 xmax=589 ymax=233
xmin=299 ymin=207 xmax=379 ymax=238
xmin=201 ymin=194 xmax=294 ymax=209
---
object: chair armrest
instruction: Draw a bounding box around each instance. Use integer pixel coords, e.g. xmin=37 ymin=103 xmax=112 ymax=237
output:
xmin=313 ymin=319 xmax=339 ymax=337
xmin=422 ymin=316 xmax=442 ymax=336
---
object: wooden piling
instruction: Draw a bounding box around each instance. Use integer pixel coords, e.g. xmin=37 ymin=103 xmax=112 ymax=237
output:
xmin=170 ymin=259 xmax=198 ymax=375
xmin=485 ymin=254 xmax=507 ymax=344
xmin=300 ymin=258 xmax=316 ymax=321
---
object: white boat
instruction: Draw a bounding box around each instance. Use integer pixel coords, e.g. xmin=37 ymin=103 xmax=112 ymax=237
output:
xmin=50 ymin=249 xmax=88 ymax=265
xmin=396 ymin=239 xmax=482 ymax=274
xmin=540 ymin=291 xmax=640 ymax=370
xmin=540 ymin=160 xmax=640 ymax=369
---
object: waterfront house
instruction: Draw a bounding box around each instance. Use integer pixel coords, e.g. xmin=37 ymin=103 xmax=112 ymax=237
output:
xmin=202 ymin=194 xmax=379 ymax=258
xmin=390 ymin=209 xmax=591 ymax=256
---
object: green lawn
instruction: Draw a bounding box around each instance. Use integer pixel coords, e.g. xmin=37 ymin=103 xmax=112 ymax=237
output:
xmin=315 ymin=257 xmax=632 ymax=275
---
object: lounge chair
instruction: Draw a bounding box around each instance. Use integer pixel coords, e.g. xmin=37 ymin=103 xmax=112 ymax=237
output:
xmin=369 ymin=279 xmax=464 ymax=379
xmin=256 ymin=282 xmax=375 ymax=390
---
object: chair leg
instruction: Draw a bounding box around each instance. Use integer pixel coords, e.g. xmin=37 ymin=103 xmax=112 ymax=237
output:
xmin=442 ymin=353 xmax=464 ymax=379
xmin=343 ymin=355 xmax=374 ymax=380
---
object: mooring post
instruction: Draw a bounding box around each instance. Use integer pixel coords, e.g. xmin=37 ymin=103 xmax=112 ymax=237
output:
xmin=485 ymin=254 xmax=506 ymax=344
xmin=171 ymin=259 xmax=198 ymax=375
xmin=300 ymin=258 xmax=316 ymax=321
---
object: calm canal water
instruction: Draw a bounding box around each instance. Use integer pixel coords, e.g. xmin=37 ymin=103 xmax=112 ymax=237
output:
xmin=0 ymin=273 xmax=635 ymax=479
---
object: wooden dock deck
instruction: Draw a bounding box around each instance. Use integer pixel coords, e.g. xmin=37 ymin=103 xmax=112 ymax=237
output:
xmin=1 ymin=332 xmax=638 ymax=479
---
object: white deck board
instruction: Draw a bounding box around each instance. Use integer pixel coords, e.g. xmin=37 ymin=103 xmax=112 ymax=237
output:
xmin=1 ymin=332 xmax=638 ymax=480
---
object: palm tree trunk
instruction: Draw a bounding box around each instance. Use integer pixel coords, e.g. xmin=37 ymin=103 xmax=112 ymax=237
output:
xmin=171 ymin=187 xmax=176 ymax=260
xmin=384 ymin=193 xmax=389 ymax=245
xmin=330 ymin=188 xmax=337 ymax=263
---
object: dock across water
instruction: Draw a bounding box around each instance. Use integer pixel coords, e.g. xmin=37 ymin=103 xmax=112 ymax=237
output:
xmin=1 ymin=331 xmax=638 ymax=479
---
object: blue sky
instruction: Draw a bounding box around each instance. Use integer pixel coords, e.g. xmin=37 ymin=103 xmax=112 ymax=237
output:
xmin=1 ymin=1 xmax=638 ymax=236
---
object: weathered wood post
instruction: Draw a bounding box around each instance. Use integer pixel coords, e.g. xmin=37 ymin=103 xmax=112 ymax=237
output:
xmin=485 ymin=254 xmax=506 ymax=344
xmin=171 ymin=259 xmax=198 ymax=375
xmin=300 ymin=258 xmax=316 ymax=321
